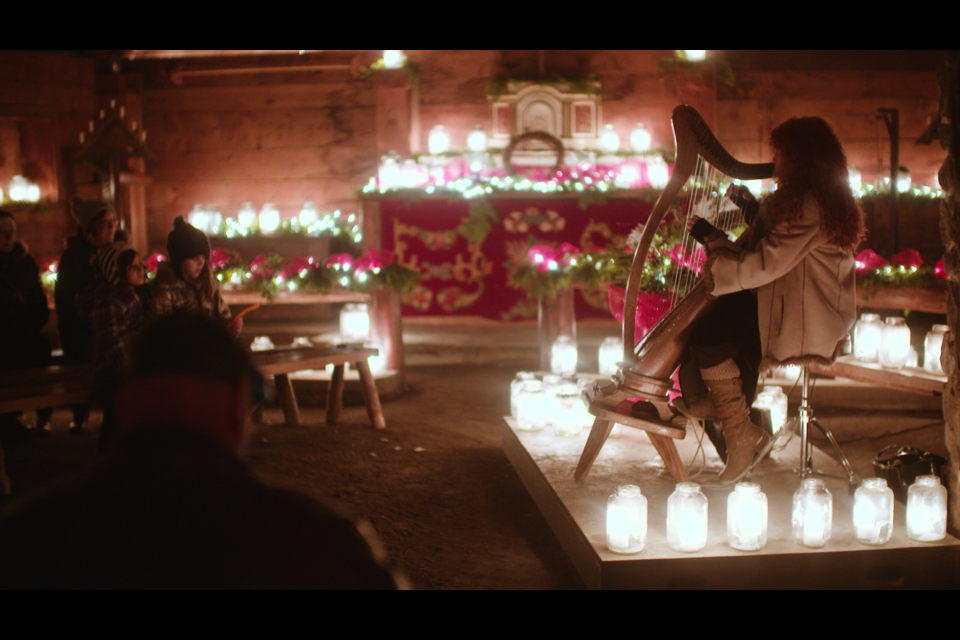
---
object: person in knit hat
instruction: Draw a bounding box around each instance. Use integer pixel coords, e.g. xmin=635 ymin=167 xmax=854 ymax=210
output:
xmin=54 ymin=197 xmax=120 ymax=434
xmin=0 ymin=210 xmax=53 ymax=436
xmin=142 ymin=216 xmax=240 ymax=335
xmin=78 ymin=240 xmax=144 ymax=452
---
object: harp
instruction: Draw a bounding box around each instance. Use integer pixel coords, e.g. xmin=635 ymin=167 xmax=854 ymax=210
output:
xmin=574 ymin=105 xmax=774 ymax=482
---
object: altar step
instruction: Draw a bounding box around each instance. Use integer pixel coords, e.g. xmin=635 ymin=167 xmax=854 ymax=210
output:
xmin=503 ymin=416 xmax=960 ymax=589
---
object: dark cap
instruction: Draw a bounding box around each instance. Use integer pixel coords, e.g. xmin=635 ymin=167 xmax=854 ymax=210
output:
xmin=167 ymin=216 xmax=211 ymax=266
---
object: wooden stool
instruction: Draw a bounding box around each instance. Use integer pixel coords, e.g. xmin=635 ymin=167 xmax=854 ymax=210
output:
xmin=251 ymin=346 xmax=386 ymax=430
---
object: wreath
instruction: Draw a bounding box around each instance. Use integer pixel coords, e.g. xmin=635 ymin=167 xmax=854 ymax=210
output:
xmin=502 ymin=131 xmax=564 ymax=177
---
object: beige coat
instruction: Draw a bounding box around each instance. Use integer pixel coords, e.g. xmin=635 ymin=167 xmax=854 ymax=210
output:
xmin=705 ymin=194 xmax=856 ymax=372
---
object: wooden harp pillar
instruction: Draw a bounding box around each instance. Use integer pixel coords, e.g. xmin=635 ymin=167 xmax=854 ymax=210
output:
xmin=574 ymin=105 xmax=774 ymax=483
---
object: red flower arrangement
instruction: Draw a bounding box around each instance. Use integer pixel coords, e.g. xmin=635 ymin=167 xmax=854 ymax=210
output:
xmin=325 ymin=253 xmax=356 ymax=271
xmin=249 ymin=254 xmax=274 ymax=281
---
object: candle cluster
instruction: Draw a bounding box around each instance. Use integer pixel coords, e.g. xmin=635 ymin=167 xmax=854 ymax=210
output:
xmin=602 ymin=475 xmax=947 ymax=556
xmin=853 ymin=312 xmax=948 ymax=373
xmin=510 ymin=373 xmax=595 ymax=437
xmin=187 ymin=203 xmax=363 ymax=245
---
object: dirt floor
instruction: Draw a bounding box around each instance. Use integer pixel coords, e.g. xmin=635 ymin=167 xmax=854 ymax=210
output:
xmin=0 ymin=359 xmax=950 ymax=589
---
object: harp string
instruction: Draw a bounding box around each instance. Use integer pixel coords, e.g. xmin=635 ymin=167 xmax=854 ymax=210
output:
xmin=665 ymin=156 xmax=746 ymax=308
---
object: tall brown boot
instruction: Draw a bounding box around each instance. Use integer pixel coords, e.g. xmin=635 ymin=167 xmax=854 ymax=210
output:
xmin=702 ymin=375 xmax=771 ymax=484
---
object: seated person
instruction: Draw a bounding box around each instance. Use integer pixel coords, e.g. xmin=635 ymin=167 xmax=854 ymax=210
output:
xmin=0 ymin=312 xmax=404 ymax=589
xmin=676 ymin=116 xmax=865 ymax=484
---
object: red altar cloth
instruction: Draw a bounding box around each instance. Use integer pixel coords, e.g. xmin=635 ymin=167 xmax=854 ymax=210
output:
xmin=379 ymin=197 xmax=654 ymax=321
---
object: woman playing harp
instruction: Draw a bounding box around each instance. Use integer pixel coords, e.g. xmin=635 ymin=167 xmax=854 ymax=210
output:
xmin=676 ymin=116 xmax=866 ymax=483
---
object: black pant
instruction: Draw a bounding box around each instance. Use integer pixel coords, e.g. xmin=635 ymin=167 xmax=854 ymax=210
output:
xmin=678 ymin=290 xmax=762 ymax=406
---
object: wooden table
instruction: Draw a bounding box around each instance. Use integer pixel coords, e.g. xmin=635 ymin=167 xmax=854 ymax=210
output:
xmin=0 ymin=364 xmax=95 ymax=415
xmin=250 ymin=345 xmax=386 ymax=429
xmin=811 ymin=355 xmax=947 ymax=396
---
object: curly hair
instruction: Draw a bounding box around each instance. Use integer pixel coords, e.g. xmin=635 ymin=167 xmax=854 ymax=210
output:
xmin=761 ymin=116 xmax=866 ymax=253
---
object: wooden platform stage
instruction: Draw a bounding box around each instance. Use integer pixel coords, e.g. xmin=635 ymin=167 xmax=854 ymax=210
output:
xmin=502 ymin=417 xmax=960 ymax=589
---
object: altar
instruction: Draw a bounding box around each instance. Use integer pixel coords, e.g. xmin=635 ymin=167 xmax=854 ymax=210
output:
xmin=360 ymin=192 xmax=656 ymax=323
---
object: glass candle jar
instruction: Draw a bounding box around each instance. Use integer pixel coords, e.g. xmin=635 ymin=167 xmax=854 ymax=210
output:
xmin=727 ymin=482 xmax=768 ymax=551
xmin=510 ymin=372 xmax=537 ymax=418
xmin=878 ymin=317 xmax=911 ymax=369
xmin=792 ymin=478 xmax=832 ymax=548
xmin=574 ymin=378 xmax=597 ymax=429
xmin=516 ymin=380 xmax=547 ymax=431
xmin=598 ymin=337 xmax=621 ymax=376
xmin=752 ymin=386 xmax=788 ymax=434
xmin=853 ymin=477 xmax=895 ymax=546
xmin=667 ymin=482 xmax=708 ymax=553
xmin=551 ymin=336 xmax=578 ymax=376
xmin=340 ymin=304 xmax=370 ymax=341
xmin=907 ymin=475 xmax=948 ymax=542
xmin=607 ymin=485 xmax=648 ymax=554
xmin=924 ymin=324 xmax=948 ymax=374
xmin=552 ymin=390 xmax=584 ymax=437
xmin=854 ymin=313 xmax=883 ymax=362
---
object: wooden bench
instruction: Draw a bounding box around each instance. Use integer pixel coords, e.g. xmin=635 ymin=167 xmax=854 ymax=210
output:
xmin=0 ymin=364 xmax=96 ymax=415
xmin=811 ymin=355 xmax=947 ymax=396
xmin=250 ymin=345 xmax=386 ymax=429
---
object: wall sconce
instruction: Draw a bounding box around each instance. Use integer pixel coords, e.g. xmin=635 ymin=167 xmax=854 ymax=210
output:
xmin=667 ymin=482 xmax=708 ymax=553
xmin=237 ymin=202 xmax=258 ymax=231
xmin=683 ymin=50 xmax=706 ymax=61
xmin=924 ymin=324 xmax=948 ymax=374
xmin=607 ymin=485 xmax=648 ymax=554
xmin=878 ymin=317 xmax=910 ymax=369
xmin=8 ymin=175 xmax=40 ymax=203
xmin=428 ymin=125 xmax=450 ymax=155
xmin=467 ymin=125 xmax=488 ymax=153
xmin=792 ymin=478 xmax=832 ymax=548
xmin=551 ymin=336 xmax=578 ymax=376
xmin=853 ymin=313 xmax=883 ymax=362
xmin=630 ymin=123 xmax=652 ymax=153
xmin=258 ymin=203 xmax=281 ymax=235
xmin=598 ymin=336 xmax=621 ymax=376
xmin=853 ymin=477 xmax=894 ymax=546
xmin=599 ymin=124 xmax=620 ymax=154
xmin=907 ymin=475 xmax=948 ymax=542
xmin=340 ymin=303 xmax=371 ymax=341
xmin=727 ymin=482 xmax=768 ymax=551
xmin=382 ymin=50 xmax=406 ymax=69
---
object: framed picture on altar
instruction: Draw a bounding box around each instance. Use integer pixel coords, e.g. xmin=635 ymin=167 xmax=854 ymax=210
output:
xmin=492 ymin=103 xmax=512 ymax=138
xmin=570 ymin=101 xmax=596 ymax=138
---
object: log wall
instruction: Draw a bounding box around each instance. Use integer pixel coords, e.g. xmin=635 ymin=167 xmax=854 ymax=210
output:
xmin=0 ymin=51 xmax=97 ymax=259
xmin=0 ymin=50 xmax=948 ymax=262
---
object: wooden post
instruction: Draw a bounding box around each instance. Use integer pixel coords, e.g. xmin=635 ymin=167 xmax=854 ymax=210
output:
xmin=370 ymin=286 xmax=405 ymax=388
xmin=538 ymin=288 xmax=576 ymax=371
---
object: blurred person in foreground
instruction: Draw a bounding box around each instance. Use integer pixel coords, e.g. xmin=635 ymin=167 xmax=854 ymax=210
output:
xmin=0 ymin=312 xmax=403 ymax=589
